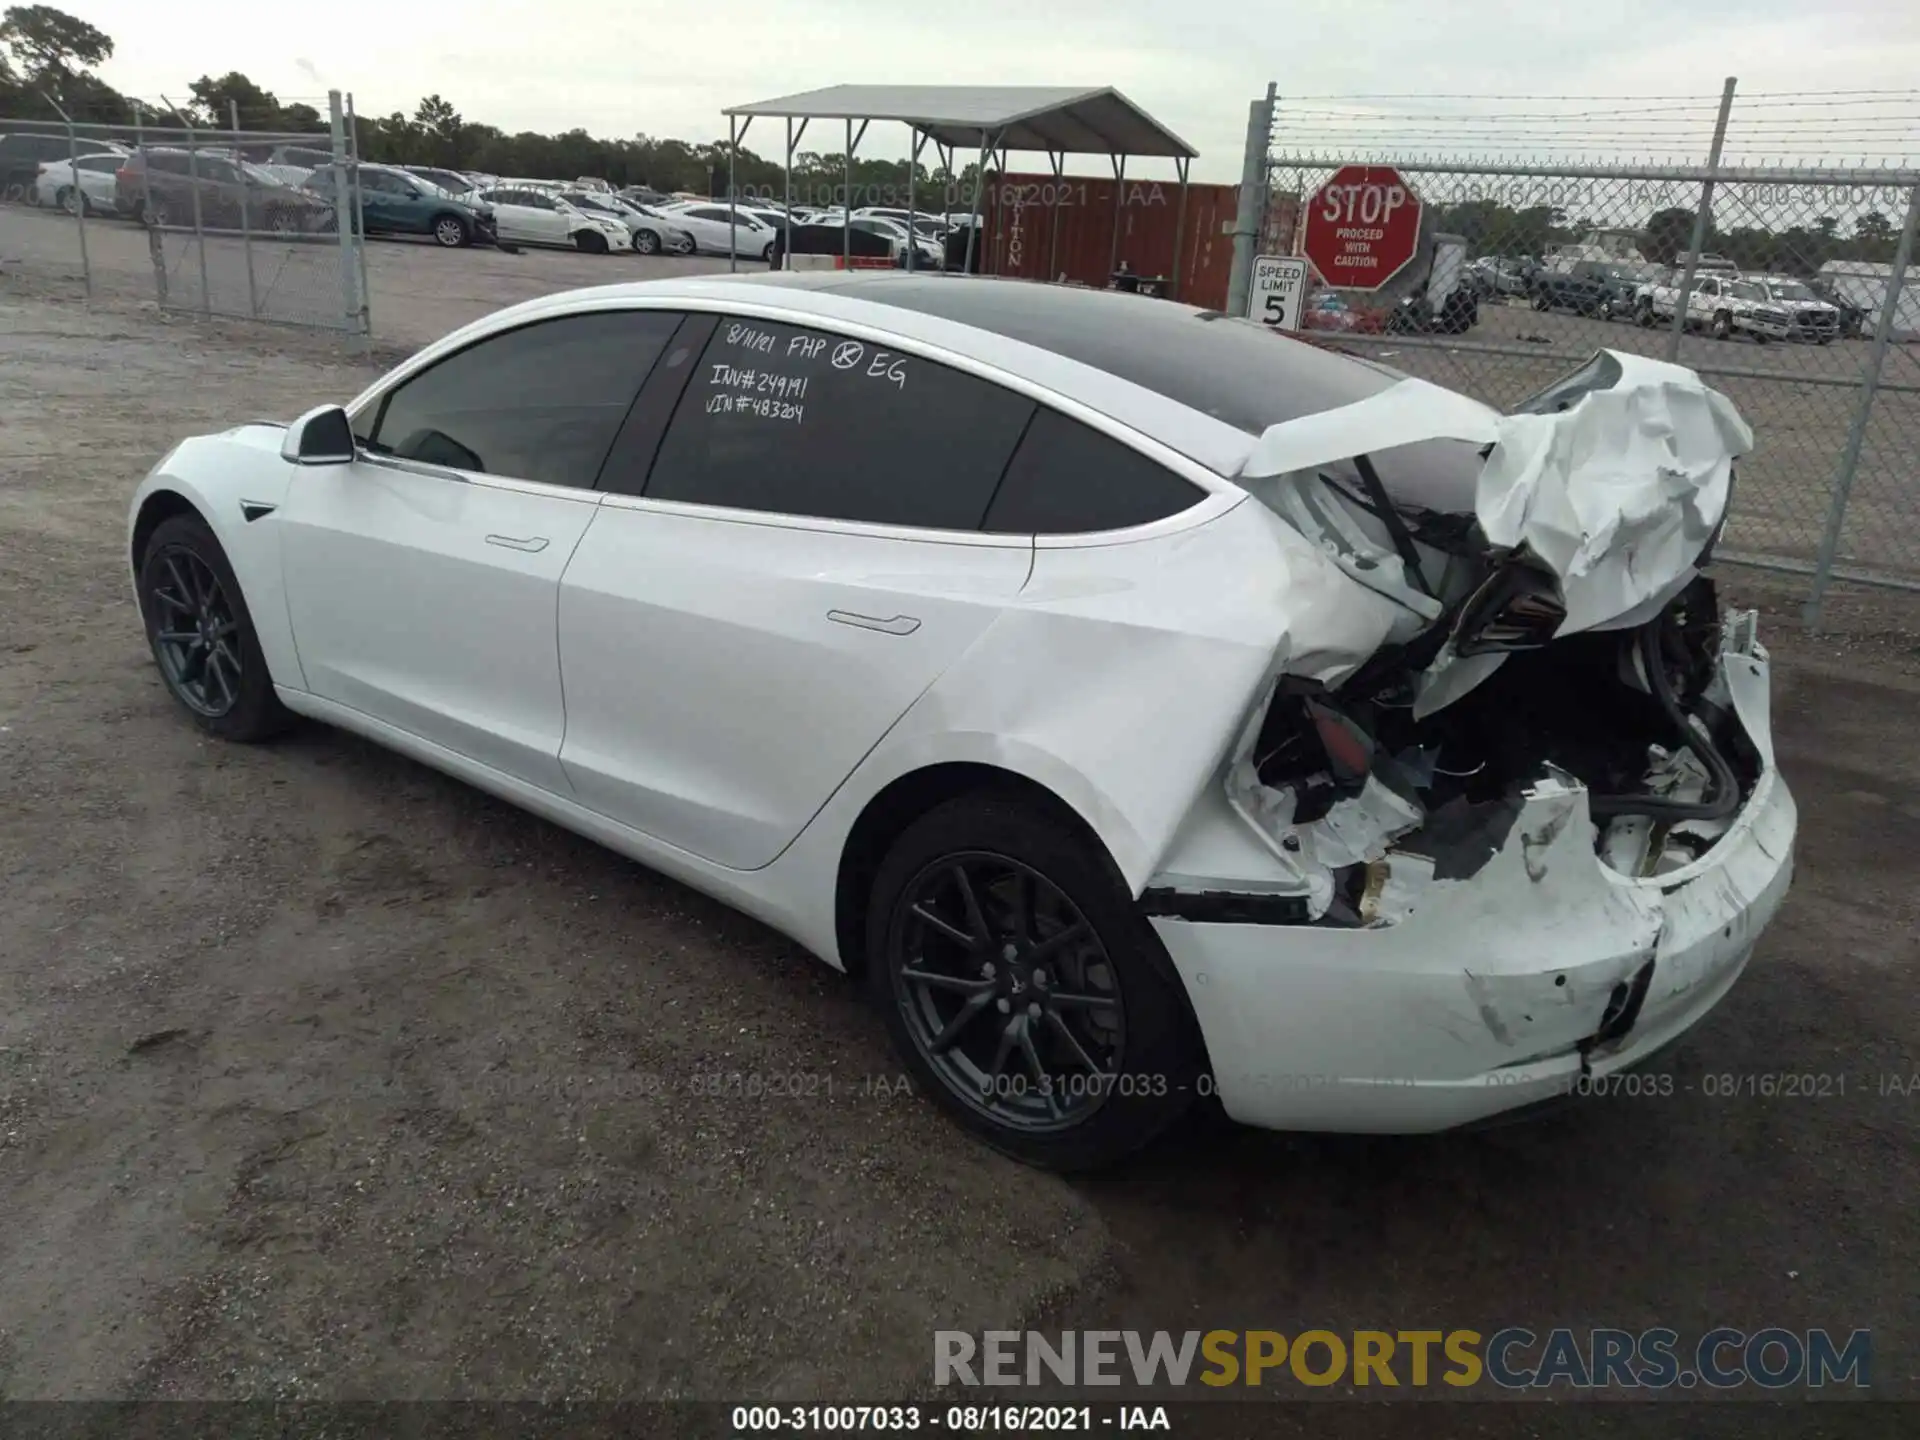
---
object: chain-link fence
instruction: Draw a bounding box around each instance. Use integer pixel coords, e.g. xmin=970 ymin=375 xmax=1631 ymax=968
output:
xmin=1 ymin=91 xmax=369 ymax=337
xmin=1240 ymin=83 xmax=1920 ymax=622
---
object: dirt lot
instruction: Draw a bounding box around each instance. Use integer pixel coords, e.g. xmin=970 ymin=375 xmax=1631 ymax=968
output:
xmin=3 ymin=244 xmax=1920 ymax=1427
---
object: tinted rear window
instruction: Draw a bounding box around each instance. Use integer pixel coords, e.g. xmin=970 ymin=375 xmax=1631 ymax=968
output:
xmin=983 ymin=409 xmax=1200 ymax=534
xmin=828 ymin=276 xmax=1404 ymax=437
xmin=826 ymin=276 xmax=1486 ymax=513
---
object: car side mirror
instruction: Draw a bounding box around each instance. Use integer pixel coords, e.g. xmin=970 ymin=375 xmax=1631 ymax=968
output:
xmin=281 ymin=404 xmax=356 ymax=465
xmin=406 ymin=188 xmax=421 ymax=199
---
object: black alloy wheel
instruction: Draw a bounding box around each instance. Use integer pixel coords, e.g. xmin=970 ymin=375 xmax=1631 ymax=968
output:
xmin=890 ymin=852 xmax=1125 ymax=1135
xmin=138 ymin=514 xmax=291 ymax=742
xmin=867 ymin=795 xmax=1202 ymax=1170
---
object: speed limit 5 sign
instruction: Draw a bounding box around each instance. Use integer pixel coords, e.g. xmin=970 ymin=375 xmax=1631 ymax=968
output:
xmin=1250 ymin=255 xmax=1309 ymax=330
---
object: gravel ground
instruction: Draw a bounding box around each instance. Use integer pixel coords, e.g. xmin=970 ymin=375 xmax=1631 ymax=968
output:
xmin=1 ymin=271 xmax=1917 ymax=1427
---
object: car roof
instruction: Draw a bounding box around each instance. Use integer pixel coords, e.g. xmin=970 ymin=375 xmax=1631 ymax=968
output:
xmin=410 ymin=274 xmax=1464 ymax=489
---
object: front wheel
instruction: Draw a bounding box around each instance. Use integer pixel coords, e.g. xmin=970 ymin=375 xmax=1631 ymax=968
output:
xmin=575 ymin=228 xmax=609 ymax=254
xmin=1531 ymin=292 xmax=1551 ymax=311
xmin=633 ymin=227 xmax=660 ymax=254
xmin=1711 ymin=310 xmax=1733 ymax=340
xmin=58 ymin=186 xmax=81 ymax=216
xmin=866 ymin=794 xmax=1202 ymax=1171
xmin=138 ymin=513 xmax=293 ymax=743
xmin=432 ymin=214 xmax=468 ymax=247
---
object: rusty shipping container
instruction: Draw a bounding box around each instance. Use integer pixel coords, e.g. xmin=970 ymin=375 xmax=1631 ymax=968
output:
xmin=977 ymin=171 xmax=1247 ymax=310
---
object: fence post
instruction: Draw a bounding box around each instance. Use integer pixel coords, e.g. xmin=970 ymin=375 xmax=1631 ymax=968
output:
xmin=1666 ymin=76 xmax=1736 ymax=361
xmin=40 ymin=94 xmax=91 ymax=300
xmin=347 ymin=93 xmax=371 ymax=345
xmin=329 ymin=91 xmax=359 ymax=337
xmin=166 ymin=97 xmax=212 ymax=318
xmin=229 ymin=99 xmax=259 ymax=320
xmin=1226 ymin=83 xmax=1276 ymax=319
xmin=134 ymin=102 xmax=167 ymax=308
xmin=1803 ymin=182 xmax=1920 ymax=631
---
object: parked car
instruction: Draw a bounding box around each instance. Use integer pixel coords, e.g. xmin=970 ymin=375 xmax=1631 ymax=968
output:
xmin=30 ymin=149 xmax=129 ymax=215
xmin=402 ymin=166 xmax=481 ymax=201
xmin=472 ymin=186 xmax=632 ymax=252
xmin=266 ymin=144 xmax=336 ymax=171
xmin=557 ymin=190 xmax=695 ymax=255
xmin=658 ymin=200 xmax=777 ymax=258
xmin=1 ymin=130 xmax=80 ymax=201
xmin=1807 ymin=276 xmax=1870 ymax=338
xmin=1531 ymin=259 xmax=1619 ymax=317
xmin=767 ymin=221 xmax=898 ymax=270
xmin=129 ymin=277 xmax=1787 ymax=1170
xmin=620 ymin=183 xmax=673 ymax=206
xmin=849 ymin=215 xmax=944 ymax=269
xmin=1743 ymin=275 xmax=1842 ymax=344
xmin=115 ymin=148 xmax=335 ymax=232
xmin=303 ymin=163 xmax=497 ymax=248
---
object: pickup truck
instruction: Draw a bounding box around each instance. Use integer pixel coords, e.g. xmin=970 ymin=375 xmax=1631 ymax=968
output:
xmin=1633 ymin=271 xmax=1837 ymax=344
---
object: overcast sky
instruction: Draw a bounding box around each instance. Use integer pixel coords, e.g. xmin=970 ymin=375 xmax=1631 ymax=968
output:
xmin=75 ymin=0 xmax=1920 ymax=182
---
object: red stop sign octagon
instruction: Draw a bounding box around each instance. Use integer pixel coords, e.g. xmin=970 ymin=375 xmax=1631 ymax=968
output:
xmin=1301 ymin=166 xmax=1423 ymax=291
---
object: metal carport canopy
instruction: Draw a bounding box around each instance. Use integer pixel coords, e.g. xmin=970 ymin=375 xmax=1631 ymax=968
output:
xmin=720 ymin=85 xmax=1198 ymax=294
xmin=722 ymin=85 xmax=1197 ymax=158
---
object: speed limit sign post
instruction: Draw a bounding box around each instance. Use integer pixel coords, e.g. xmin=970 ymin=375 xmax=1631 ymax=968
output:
xmin=1249 ymin=255 xmax=1309 ymax=330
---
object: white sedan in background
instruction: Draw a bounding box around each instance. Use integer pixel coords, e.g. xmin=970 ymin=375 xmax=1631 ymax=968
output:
xmin=32 ymin=149 xmax=127 ymax=214
xmin=558 ymin=190 xmax=697 ymax=256
xmin=126 ymin=275 xmax=1790 ymax=1171
xmin=474 ymin=187 xmax=632 ymax=253
xmin=658 ymin=200 xmax=776 ymax=258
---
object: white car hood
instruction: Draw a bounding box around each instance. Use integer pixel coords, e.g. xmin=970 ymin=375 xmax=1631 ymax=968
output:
xmin=1238 ymin=348 xmax=1753 ymax=636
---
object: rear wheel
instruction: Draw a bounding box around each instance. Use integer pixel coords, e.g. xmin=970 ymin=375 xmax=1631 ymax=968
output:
xmin=866 ymin=794 xmax=1202 ymax=1171
xmin=432 ymin=213 xmax=468 ymax=247
xmin=137 ymin=514 xmax=292 ymax=743
xmin=575 ymin=229 xmax=609 ymax=254
xmin=58 ymin=186 xmax=81 ymax=216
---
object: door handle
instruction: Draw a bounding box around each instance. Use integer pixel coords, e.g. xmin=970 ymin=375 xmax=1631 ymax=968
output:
xmin=827 ymin=610 xmax=920 ymax=636
xmin=485 ymin=533 xmax=549 ymax=553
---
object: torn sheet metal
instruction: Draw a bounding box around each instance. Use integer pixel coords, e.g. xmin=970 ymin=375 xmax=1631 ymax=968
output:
xmin=1475 ymin=352 xmax=1753 ymax=634
xmin=1237 ymin=350 xmax=1754 ymax=640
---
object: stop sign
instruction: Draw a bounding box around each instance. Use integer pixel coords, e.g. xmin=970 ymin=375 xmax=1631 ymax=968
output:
xmin=1301 ymin=166 xmax=1423 ymax=291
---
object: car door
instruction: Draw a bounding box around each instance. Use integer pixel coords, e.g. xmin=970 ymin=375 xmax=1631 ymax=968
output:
xmin=555 ymin=312 xmax=1040 ymax=870
xmin=76 ymin=153 xmax=122 ymax=209
xmin=520 ymin=191 xmax=570 ymax=245
xmin=664 ymin=206 xmax=723 ymax=252
xmin=354 ymin=168 xmax=404 ymax=232
xmin=277 ymin=309 xmax=681 ymax=793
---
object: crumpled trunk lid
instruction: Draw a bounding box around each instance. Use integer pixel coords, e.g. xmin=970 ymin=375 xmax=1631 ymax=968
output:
xmin=1234 ymin=348 xmax=1754 ymax=717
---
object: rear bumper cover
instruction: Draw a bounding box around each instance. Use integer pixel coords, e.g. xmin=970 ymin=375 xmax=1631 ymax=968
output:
xmin=1153 ymin=654 xmax=1795 ymax=1134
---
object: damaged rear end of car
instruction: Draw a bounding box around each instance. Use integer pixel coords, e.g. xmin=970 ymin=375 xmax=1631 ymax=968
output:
xmin=1144 ymin=348 xmax=1796 ymax=1133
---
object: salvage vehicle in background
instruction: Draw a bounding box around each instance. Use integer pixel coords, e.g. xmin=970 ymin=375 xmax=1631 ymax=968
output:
xmin=127 ymin=275 xmax=1790 ymax=1170
xmin=473 ymin=186 xmax=633 ymax=253
xmin=658 ymin=200 xmax=777 ymax=258
xmin=1744 ymin=275 xmax=1841 ymax=343
xmin=115 ymin=149 xmax=335 ymax=232
xmin=303 ymin=163 xmax=498 ymax=248
xmin=0 ymin=129 xmax=78 ymax=199
xmin=30 ymin=149 xmax=128 ymax=215
xmin=556 ymin=190 xmax=696 ymax=254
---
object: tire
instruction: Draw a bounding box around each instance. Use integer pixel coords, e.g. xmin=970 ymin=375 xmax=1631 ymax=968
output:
xmin=431 ymin=214 xmax=468 ymax=248
xmin=137 ymin=513 xmax=293 ymax=744
xmin=671 ymin=236 xmax=696 ymax=256
xmin=761 ymin=239 xmax=776 ymax=262
xmin=575 ymin=229 xmax=609 ymax=255
xmin=1635 ymin=302 xmax=1655 ymax=328
xmin=1711 ymin=310 xmax=1732 ymax=340
xmin=1531 ymin=291 xmax=1551 ymax=311
xmin=633 ymin=227 xmax=661 ymax=254
xmin=865 ymin=793 xmax=1202 ymax=1171
xmin=58 ymin=186 xmax=80 ymax=216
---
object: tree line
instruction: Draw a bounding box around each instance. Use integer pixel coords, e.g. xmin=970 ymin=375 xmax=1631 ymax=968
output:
xmin=0 ymin=5 xmax=978 ymax=199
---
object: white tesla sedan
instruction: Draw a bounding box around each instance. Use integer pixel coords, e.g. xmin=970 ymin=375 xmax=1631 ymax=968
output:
xmin=127 ymin=275 xmax=1794 ymax=1169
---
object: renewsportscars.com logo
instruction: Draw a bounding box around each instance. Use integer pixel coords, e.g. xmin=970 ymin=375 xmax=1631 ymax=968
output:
xmin=933 ymin=1328 xmax=1872 ymax=1391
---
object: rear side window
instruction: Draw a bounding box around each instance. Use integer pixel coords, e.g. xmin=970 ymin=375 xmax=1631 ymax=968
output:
xmin=982 ymin=408 xmax=1202 ymax=535
xmin=644 ymin=318 xmax=1035 ymax=529
xmin=363 ymin=311 xmax=678 ymax=489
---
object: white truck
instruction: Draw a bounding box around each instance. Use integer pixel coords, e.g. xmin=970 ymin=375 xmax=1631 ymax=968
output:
xmin=1636 ymin=271 xmax=1839 ymax=344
